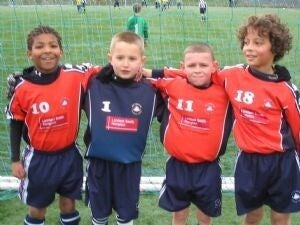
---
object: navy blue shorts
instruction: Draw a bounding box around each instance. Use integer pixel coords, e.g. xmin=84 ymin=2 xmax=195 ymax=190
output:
xmin=86 ymin=158 xmax=141 ymax=221
xmin=159 ymin=157 xmax=222 ymax=217
xmin=235 ymin=150 xmax=300 ymax=215
xmin=19 ymin=144 xmax=83 ymax=208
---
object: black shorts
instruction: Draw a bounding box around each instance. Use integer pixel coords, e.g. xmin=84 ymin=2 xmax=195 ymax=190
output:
xmin=159 ymin=157 xmax=222 ymax=217
xmin=20 ymin=144 xmax=83 ymax=208
xmin=235 ymin=150 xmax=300 ymax=215
xmin=86 ymin=158 xmax=141 ymax=221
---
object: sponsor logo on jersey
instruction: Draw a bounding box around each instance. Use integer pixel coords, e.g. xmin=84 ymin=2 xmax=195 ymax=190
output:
xmin=106 ymin=116 xmax=138 ymax=132
xmin=39 ymin=114 xmax=68 ymax=129
xmin=240 ymin=108 xmax=267 ymax=124
xmin=179 ymin=115 xmax=209 ymax=131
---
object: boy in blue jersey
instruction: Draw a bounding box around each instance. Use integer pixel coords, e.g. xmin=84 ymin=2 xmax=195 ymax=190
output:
xmin=83 ymin=31 xmax=160 ymax=225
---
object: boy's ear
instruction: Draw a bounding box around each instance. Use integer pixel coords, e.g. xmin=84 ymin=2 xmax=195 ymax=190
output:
xmin=107 ymin=53 xmax=112 ymax=62
xmin=27 ymin=50 xmax=32 ymax=60
xmin=179 ymin=61 xmax=184 ymax=70
xmin=142 ymin=55 xmax=146 ymax=65
xmin=213 ymin=60 xmax=219 ymax=72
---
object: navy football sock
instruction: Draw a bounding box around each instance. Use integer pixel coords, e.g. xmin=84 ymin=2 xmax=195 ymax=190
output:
xmin=24 ymin=215 xmax=45 ymax=225
xmin=60 ymin=210 xmax=80 ymax=225
xmin=92 ymin=216 xmax=108 ymax=225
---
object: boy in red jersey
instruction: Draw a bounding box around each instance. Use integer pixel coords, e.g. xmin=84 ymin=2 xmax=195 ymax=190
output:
xmin=6 ymin=26 xmax=99 ymax=225
xmin=146 ymin=14 xmax=300 ymax=225
xmin=143 ymin=43 xmax=233 ymax=225
xmin=215 ymin=14 xmax=300 ymax=225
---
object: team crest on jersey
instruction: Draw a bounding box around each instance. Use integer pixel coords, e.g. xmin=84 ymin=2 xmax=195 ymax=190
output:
xmin=61 ymin=98 xmax=69 ymax=107
xmin=291 ymin=190 xmax=300 ymax=203
xmin=132 ymin=103 xmax=142 ymax=115
xmin=205 ymin=103 xmax=215 ymax=113
xmin=264 ymin=99 xmax=273 ymax=108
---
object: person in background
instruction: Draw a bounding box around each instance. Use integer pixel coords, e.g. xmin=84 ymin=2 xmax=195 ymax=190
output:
xmin=81 ymin=0 xmax=86 ymax=13
xmin=155 ymin=0 xmax=160 ymax=9
xmin=127 ymin=3 xmax=149 ymax=47
xmin=176 ymin=0 xmax=183 ymax=9
xmin=161 ymin=0 xmax=168 ymax=11
xmin=199 ymin=0 xmax=207 ymax=21
xmin=76 ymin=0 xmax=82 ymax=13
xmin=114 ymin=0 xmax=120 ymax=8
xmin=141 ymin=0 xmax=147 ymax=7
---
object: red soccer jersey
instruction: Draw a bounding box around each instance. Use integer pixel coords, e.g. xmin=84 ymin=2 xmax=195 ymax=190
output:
xmin=150 ymin=76 xmax=232 ymax=163
xmin=215 ymin=65 xmax=300 ymax=154
xmin=8 ymin=65 xmax=100 ymax=151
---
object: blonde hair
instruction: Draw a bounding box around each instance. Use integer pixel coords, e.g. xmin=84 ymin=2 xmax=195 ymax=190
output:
xmin=183 ymin=42 xmax=215 ymax=60
xmin=110 ymin=31 xmax=144 ymax=54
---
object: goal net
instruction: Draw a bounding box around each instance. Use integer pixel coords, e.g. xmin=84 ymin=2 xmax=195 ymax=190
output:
xmin=0 ymin=0 xmax=299 ymax=199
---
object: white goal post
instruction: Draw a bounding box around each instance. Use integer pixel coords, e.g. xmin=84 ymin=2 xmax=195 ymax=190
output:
xmin=0 ymin=176 xmax=234 ymax=192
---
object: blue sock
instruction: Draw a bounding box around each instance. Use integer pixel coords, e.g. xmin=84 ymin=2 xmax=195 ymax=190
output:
xmin=60 ymin=210 xmax=80 ymax=225
xmin=24 ymin=215 xmax=45 ymax=225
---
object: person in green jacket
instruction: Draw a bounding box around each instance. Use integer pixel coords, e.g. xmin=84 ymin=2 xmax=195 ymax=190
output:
xmin=127 ymin=3 xmax=149 ymax=46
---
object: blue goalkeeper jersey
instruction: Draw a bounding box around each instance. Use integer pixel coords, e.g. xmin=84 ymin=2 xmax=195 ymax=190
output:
xmin=84 ymin=74 xmax=157 ymax=163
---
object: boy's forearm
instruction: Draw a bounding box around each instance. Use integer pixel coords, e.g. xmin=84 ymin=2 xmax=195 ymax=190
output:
xmin=142 ymin=68 xmax=164 ymax=78
xmin=10 ymin=119 xmax=23 ymax=162
xmin=143 ymin=67 xmax=190 ymax=79
xmin=152 ymin=69 xmax=164 ymax=78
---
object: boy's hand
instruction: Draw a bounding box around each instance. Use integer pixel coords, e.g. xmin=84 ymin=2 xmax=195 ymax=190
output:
xmin=7 ymin=72 xmax=22 ymax=100
xmin=142 ymin=68 xmax=152 ymax=78
xmin=11 ymin=161 xmax=25 ymax=179
xmin=135 ymin=66 xmax=144 ymax=82
xmin=81 ymin=62 xmax=93 ymax=70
